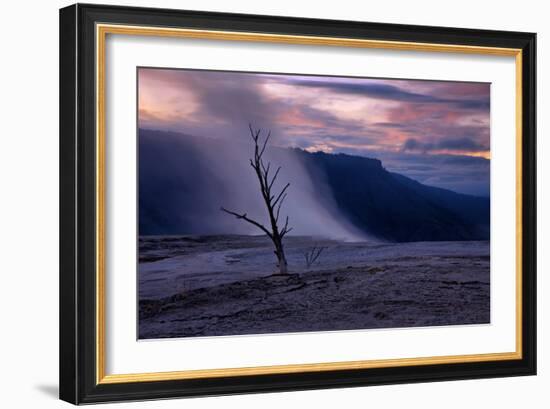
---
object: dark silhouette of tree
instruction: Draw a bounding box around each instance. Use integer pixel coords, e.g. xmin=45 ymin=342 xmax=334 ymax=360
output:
xmin=221 ymin=125 xmax=292 ymax=274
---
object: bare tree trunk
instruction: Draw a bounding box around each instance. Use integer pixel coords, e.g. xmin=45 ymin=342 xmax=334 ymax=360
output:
xmin=274 ymin=243 xmax=288 ymax=274
xmin=221 ymin=125 xmax=293 ymax=274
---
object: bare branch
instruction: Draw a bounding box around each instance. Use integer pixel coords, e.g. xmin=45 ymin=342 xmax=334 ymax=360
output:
xmin=281 ymin=227 xmax=293 ymax=238
xmin=304 ymin=246 xmax=326 ymax=268
xmin=280 ymin=215 xmax=293 ymax=238
xmin=268 ymin=166 xmax=281 ymax=191
xmin=258 ymin=131 xmax=271 ymax=158
xmin=272 ymin=183 xmax=290 ymax=207
xmin=261 ymin=161 xmax=271 ymax=179
xmin=275 ymin=193 xmax=287 ymax=222
xmin=249 ymin=123 xmax=259 ymax=143
xmin=220 ymin=207 xmax=273 ymax=238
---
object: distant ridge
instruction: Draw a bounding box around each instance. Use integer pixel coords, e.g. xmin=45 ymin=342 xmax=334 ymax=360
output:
xmin=294 ymin=149 xmax=489 ymax=241
xmin=139 ymin=129 xmax=489 ymax=242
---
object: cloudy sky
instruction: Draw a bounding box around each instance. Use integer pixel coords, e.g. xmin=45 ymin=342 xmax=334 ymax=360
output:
xmin=138 ymin=68 xmax=490 ymax=196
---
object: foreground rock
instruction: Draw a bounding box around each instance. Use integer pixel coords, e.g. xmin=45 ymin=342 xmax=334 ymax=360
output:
xmin=139 ymin=252 xmax=489 ymax=339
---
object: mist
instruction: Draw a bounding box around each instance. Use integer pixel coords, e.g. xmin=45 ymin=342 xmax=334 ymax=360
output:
xmin=139 ymin=128 xmax=368 ymax=242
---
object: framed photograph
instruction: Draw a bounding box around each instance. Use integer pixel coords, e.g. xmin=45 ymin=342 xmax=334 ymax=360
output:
xmin=59 ymin=3 xmax=536 ymax=404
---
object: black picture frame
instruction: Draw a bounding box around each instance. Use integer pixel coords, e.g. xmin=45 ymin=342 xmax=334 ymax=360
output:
xmin=60 ymin=3 xmax=536 ymax=404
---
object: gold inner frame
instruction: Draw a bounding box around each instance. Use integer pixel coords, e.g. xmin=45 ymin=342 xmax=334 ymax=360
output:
xmin=95 ymin=23 xmax=523 ymax=385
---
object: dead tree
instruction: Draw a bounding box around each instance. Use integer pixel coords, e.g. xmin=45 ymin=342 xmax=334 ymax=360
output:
xmin=304 ymin=246 xmax=326 ymax=269
xmin=221 ymin=125 xmax=293 ymax=274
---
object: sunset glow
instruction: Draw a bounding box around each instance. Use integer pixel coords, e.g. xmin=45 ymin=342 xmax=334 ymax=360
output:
xmin=138 ymin=68 xmax=490 ymax=196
